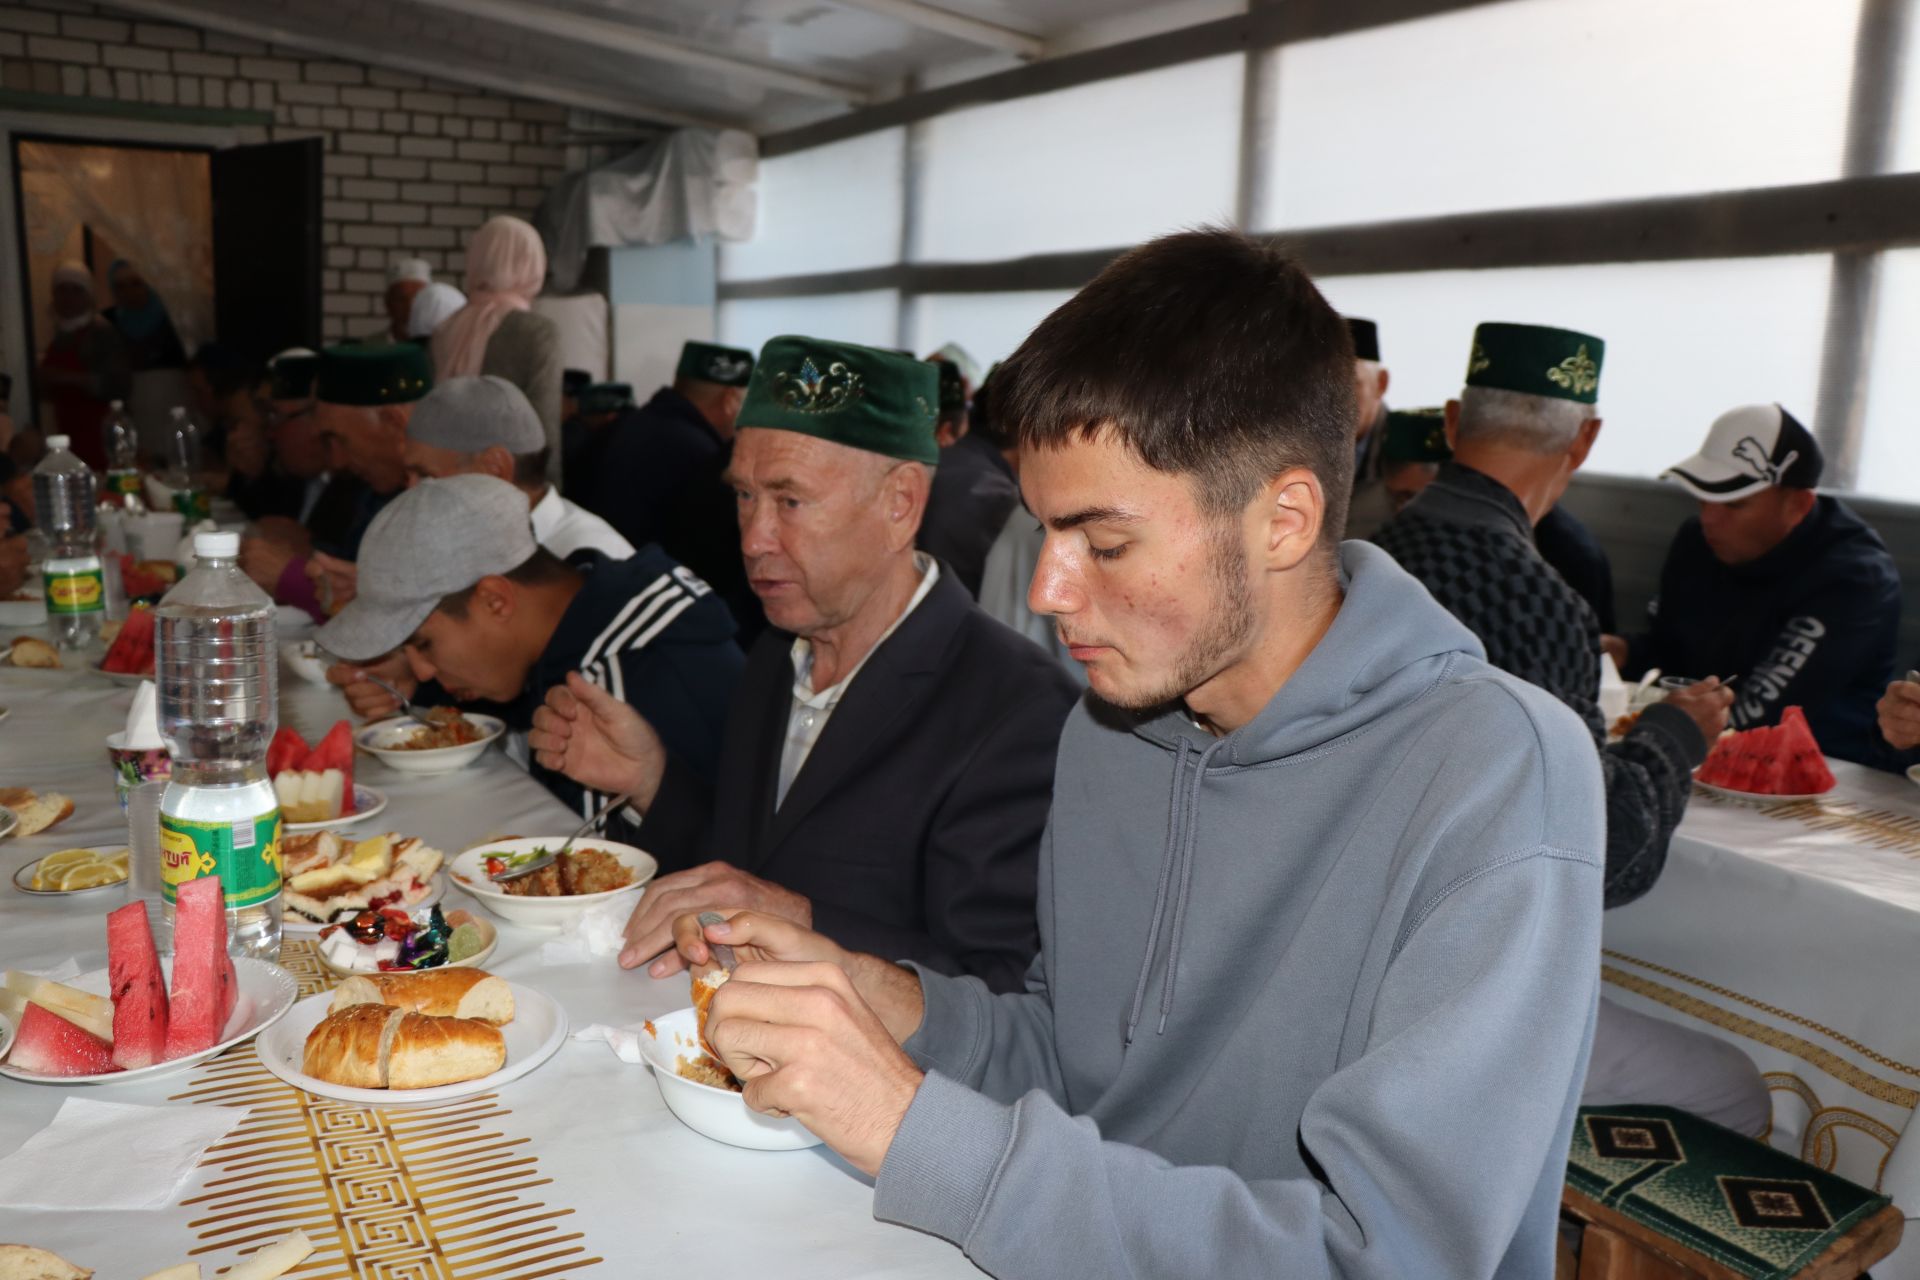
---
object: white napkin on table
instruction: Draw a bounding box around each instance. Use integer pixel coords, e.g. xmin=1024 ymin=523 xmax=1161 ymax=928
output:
xmin=572 ymin=1021 xmax=656 ymax=1066
xmin=0 ymin=1098 xmax=251 ymax=1210
xmin=538 ymin=896 xmax=635 ymax=965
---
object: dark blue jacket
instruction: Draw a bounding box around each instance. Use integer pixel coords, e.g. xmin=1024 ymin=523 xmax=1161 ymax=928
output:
xmin=1625 ymin=496 xmax=1900 ymax=768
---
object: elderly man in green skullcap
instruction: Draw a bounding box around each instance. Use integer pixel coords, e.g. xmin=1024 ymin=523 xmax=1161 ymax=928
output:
xmin=1373 ymin=321 xmax=1767 ymax=1138
xmin=529 ymin=334 xmax=1079 ymax=993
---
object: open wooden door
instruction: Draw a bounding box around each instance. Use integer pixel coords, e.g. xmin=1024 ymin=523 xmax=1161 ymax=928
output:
xmin=211 ymin=137 xmax=322 ymax=365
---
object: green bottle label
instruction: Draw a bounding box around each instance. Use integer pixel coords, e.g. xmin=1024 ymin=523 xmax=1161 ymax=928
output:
xmin=172 ymin=489 xmax=210 ymax=521
xmin=108 ymin=469 xmax=143 ymax=497
xmin=43 ymin=566 xmax=104 ymax=616
xmin=160 ymin=810 xmax=283 ymax=908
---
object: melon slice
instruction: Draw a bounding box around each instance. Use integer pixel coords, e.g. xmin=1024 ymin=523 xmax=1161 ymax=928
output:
xmin=9 ymin=1000 xmax=117 ymax=1075
xmin=164 ymin=876 xmax=238 ymax=1060
xmin=1777 ymin=706 xmax=1836 ymax=794
xmin=2 ymin=970 xmax=114 ymax=1042
xmin=108 ymin=901 xmax=170 ymax=1069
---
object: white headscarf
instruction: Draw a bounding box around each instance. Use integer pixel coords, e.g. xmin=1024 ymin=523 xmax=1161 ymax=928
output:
xmin=50 ymin=260 xmax=98 ymax=333
xmin=407 ymin=282 xmax=468 ymax=338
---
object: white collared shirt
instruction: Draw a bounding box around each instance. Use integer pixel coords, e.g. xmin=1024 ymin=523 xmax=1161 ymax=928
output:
xmin=529 ymin=485 xmax=634 ymax=562
xmin=776 ymin=554 xmax=940 ymax=808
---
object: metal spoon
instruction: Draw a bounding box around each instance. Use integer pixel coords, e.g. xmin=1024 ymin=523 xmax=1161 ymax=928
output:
xmin=697 ymin=911 xmax=738 ymax=972
xmin=490 ymin=794 xmax=625 ymax=883
xmin=354 ymin=672 xmax=427 ymax=724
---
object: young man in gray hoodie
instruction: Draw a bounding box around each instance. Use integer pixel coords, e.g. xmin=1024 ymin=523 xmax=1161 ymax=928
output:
xmin=542 ymin=229 xmax=1608 ymax=1278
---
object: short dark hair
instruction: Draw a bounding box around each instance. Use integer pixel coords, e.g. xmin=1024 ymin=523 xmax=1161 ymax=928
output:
xmin=998 ymin=228 xmax=1355 ymax=540
xmin=437 ymin=547 xmax=575 ymax=617
xmin=970 ymin=369 xmax=1012 ymax=451
xmin=511 ymin=446 xmax=549 ymax=487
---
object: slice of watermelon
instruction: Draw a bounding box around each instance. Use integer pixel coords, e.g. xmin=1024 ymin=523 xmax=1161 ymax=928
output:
xmin=1776 ymin=706 xmax=1836 ymax=794
xmin=102 ymin=606 xmax=156 ymax=676
xmin=164 ymin=875 xmax=238 ymax=1060
xmin=302 ymin=720 xmax=356 ymax=814
xmin=108 ymin=901 xmax=170 ymax=1069
xmin=266 ymin=726 xmax=310 ymax=779
xmin=10 ymin=1000 xmax=117 ymax=1075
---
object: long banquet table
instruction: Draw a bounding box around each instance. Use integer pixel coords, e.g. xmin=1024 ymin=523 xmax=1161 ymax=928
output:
xmin=0 ymin=650 xmax=983 ymax=1280
xmin=1605 ymin=758 xmax=1920 ymax=1278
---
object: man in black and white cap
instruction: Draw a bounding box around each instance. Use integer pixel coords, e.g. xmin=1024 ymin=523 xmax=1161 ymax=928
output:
xmin=316 ymin=473 xmax=744 ymax=810
xmin=400 ymin=374 xmax=631 ymax=563
xmin=1605 ymin=403 xmax=1900 ymax=767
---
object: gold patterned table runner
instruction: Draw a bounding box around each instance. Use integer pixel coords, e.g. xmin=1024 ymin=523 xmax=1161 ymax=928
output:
xmin=1693 ymin=785 xmax=1920 ymax=859
xmin=169 ymin=941 xmax=600 ymax=1280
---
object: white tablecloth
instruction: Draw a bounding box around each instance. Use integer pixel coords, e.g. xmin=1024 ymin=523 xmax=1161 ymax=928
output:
xmin=0 ymin=653 xmax=982 ymax=1280
xmin=1605 ymin=758 xmax=1920 ymax=1277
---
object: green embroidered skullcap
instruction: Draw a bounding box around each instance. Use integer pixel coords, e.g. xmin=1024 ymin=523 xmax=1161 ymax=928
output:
xmin=1463 ymin=322 xmax=1604 ymax=405
xmin=929 ymin=356 xmax=967 ymax=414
xmin=741 ymin=335 xmax=939 ymax=465
xmin=676 ymin=341 xmax=755 ymax=388
xmin=1379 ymin=407 xmax=1452 ymax=465
xmin=578 ymin=382 xmax=633 ymax=414
xmin=266 ymin=348 xmax=319 ymax=400
xmin=316 ymin=342 xmax=433 ymax=406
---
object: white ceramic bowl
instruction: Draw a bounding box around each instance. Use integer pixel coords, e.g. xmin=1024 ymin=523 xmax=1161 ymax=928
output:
xmin=449 ymin=836 xmax=654 ymax=928
xmin=274 ymin=605 xmax=315 ymax=640
xmin=355 ymin=714 xmax=504 ymax=774
xmin=0 ymin=596 xmax=46 ymax=627
xmin=282 ymin=639 xmax=333 ymax=687
xmin=640 ymin=1006 xmax=820 ymax=1151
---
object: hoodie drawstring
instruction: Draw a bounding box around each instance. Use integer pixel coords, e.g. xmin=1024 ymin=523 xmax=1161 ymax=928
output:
xmin=1123 ymin=736 xmax=1228 ymax=1044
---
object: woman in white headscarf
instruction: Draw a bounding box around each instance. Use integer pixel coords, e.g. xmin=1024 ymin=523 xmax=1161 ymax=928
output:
xmin=430 ymin=217 xmax=562 ymax=478
xmin=37 ymin=261 xmax=131 ymax=469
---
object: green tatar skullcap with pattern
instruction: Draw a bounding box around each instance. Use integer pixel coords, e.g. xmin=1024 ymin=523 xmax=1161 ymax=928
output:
xmin=1379 ymin=407 xmax=1452 ymax=465
xmin=315 ymin=342 xmax=433 ymax=406
xmin=578 ymin=382 xmax=633 ymax=414
xmin=1463 ymin=322 xmax=1605 ymax=405
xmin=676 ymin=341 xmax=755 ymax=388
xmin=741 ymin=335 xmax=940 ymax=465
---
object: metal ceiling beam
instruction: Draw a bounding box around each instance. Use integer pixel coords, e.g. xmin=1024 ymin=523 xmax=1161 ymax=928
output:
xmin=829 ymin=0 xmax=1042 ymax=59
xmin=98 ymin=0 xmax=738 ymax=130
xmin=401 ymin=0 xmax=874 ymax=104
xmin=717 ymin=171 xmax=1920 ymax=299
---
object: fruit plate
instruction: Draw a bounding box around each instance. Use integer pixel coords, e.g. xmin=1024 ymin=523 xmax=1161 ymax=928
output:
xmin=0 ymin=957 xmax=297 ymax=1085
xmin=1695 ymin=780 xmax=1834 ymax=806
xmin=355 ymin=714 xmax=505 ymax=775
xmin=91 ymin=661 xmax=152 ymax=686
xmin=254 ymin=982 xmax=566 ymax=1107
xmin=0 ymin=1012 xmax=11 ymax=1062
xmin=640 ymin=1006 xmax=821 ymax=1151
xmin=449 ymin=837 xmax=654 ymax=929
xmin=283 ymin=784 xmax=389 ymax=833
xmin=12 ymin=846 xmax=130 ymax=897
xmin=313 ymin=907 xmax=497 ymax=977
xmin=282 ymin=873 xmax=446 ymax=938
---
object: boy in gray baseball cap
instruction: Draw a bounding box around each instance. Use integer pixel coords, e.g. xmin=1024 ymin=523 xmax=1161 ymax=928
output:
xmin=318 ymin=474 xmax=744 ymax=814
xmin=403 ymin=375 xmax=632 ymax=563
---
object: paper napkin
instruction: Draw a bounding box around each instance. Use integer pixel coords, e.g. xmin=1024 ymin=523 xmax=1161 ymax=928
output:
xmin=0 ymin=1098 xmax=252 ymax=1210
xmin=571 ymin=1021 xmax=655 ymax=1066
xmin=538 ymin=896 xmax=634 ymax=965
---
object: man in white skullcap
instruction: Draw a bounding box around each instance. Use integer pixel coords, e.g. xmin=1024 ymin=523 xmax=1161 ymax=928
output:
xmin=366 ymin=256 xmax=435 ymax=343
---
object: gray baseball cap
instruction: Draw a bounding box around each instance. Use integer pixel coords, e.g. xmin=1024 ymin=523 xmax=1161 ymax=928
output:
xmin=406 ymin=375 xmax=546 ymax=455
xmin=316 ymin=474 xmax=537 ymax=661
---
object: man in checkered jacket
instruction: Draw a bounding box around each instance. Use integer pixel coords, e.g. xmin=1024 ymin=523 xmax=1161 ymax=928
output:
xmin=1374 ymin=321 xmax=1770 ymax=1136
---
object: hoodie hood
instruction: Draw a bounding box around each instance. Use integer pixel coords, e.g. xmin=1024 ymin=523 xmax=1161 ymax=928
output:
xmin=1121 ymin=541 xmax=1488 ymax=1042
xmin=1135 ymin=540 xmax=1486 ymax=765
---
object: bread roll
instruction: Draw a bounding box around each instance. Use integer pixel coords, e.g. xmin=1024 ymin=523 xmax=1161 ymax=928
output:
xmin=328 ymin=969 xmax=513 ymax=1024
xmin=7 ymin=637 xmax=60 ymax=669
xmin=386 ymin=1012 xmax=505 ymax=1089
xmin=0 ymin=789 xmax=74 ymax=836
xmin=0 ymin=1246 xmax=92 ymax=1280
xmin=301 ymin=1004 xmax=403 ymax=1088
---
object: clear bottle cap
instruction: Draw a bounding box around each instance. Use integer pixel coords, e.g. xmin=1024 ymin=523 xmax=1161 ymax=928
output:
xmin=46 ymin=435 xmax=69 ymax=449
xmin=194 ymin=531 xmax=240 ymax=558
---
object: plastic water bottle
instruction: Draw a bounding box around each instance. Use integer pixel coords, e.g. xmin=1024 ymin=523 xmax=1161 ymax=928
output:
xmin=33 ymin=434 xmax=105 ymax=649
xmin=104 ymin=400 xmax=144 ymax=509
xmin=166 ymin=406 xmax=208 ymax=521
xmin=156 ymin=530 xmax=282 ymax=961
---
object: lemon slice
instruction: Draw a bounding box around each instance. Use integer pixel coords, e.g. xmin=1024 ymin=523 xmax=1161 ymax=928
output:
xmin=57 ymin=864 xmax=121 ymax=891
xmin=102 ymin=849 xmax=130 ymax=874
xmin=34 ymin=848 xmax=97 ymax=879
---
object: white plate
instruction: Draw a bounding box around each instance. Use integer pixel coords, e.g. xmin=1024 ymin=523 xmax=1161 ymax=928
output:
xmin=1695 ymin=780 xmax=1834 ymax=805
xmin=282 ymin=640 xmax=332 ymax=687
xmin=356 ymin=714 xmax=504 ymax=775
xmin=0 ymin=1011 xmax=11 ymax=1063
xmin=283 ymin=784 xmax=388 ymax=833
xmin=91 ymin=661 xmax=151 ymax=686
xmin=0 ymin=598 xmax=46 ymax=626
xmin=640 ymin=1006 xmax=820 ymax=1151
xmin=254 ymin=981 xmax=566 ymax=1107
xmin=313 ymin=906 xmax=497 ymax=977
xmin=12 ymin=846 xmax=130 ymax=897
xmin=449 ymin=837 xmax=654 ymax=929
xmin=0 ymin=956 xmax=297 ymax=1085
xmin=282 ymin=872 xmax=446 ymax=937
xmin=0 ymin=806 xmax=16 ymax=841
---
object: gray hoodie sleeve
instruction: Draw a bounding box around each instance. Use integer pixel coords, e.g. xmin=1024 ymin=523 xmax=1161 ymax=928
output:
xmin=903 ymin=954 xmax=1065 ymax=1104
xmin=874 ymin=850 xmax=1601 ymax=1280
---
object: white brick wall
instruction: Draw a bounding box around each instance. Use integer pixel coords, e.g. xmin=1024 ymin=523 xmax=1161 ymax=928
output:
xmin=6 ymin=0 xmax=601 ymax=342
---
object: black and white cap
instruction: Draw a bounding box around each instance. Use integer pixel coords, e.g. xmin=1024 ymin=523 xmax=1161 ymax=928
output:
xmin=1661 ymin=403 xmax=1823 ymax=502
